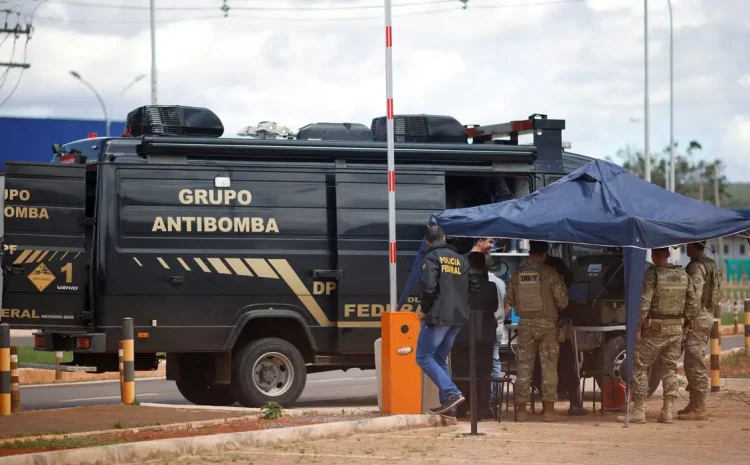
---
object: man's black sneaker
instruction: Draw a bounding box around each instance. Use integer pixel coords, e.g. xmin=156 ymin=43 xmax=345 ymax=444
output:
xmin=429 ymin=394 xmax=465 ymax=415
xmin=439 ymin=408 xmax=457 ymax=419
xmin=568 ymin=405 xmax=589 ymax=416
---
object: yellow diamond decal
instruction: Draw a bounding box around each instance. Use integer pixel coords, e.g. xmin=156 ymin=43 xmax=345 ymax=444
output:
xmin=28 ymin=263 xmax=56 ymax=292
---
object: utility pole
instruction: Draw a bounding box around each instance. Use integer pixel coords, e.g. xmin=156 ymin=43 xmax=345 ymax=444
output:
xmin=644 ymin=0 xmax=651 ymax=183
xmin=149 ymin=0 xmax=157 ymax=104
xmin=668 ymin=0 xmax=675 ymax=192
xmin=0 ymin=23 xmax=32 ymax=73
xmin=715 ymin=165 xmax=725 ymax=276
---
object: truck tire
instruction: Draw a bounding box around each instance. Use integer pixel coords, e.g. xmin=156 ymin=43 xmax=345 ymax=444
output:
xmin=231 ymin=337 xmax=307 ymax=408
xmin=176 ymin=379 xmax=235 ymax=406
xmin=595 ymin=335 xmax=660 ymax=398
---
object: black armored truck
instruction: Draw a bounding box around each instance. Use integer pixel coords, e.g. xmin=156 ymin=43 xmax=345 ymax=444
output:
xmin=0 ymin=106 xmax=658 ymax=407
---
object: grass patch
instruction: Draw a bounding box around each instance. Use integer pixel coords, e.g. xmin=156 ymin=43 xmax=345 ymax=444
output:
xmin=721 ymin=311 xmax=744 ymax=326
xmin=720 ymin=351 xmax=750 ymax=378
xmin=15 ymin=347 xmax=73 ymax=365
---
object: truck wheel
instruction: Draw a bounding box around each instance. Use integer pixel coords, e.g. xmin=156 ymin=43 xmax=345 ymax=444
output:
xmin=175 ymin=380 xmax=235 ymax=406
xmin=595 ymin=335 xmax=660 ymax=398
xmin=231 ymin=338 xmax=307 ymax=408
xmin=595 ymin=335 xmax=627 ymax=389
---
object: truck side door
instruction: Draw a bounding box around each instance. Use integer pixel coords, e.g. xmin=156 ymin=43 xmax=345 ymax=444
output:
xmin=2 ymin=162 xmax=91 ymax=331
xmin=334 ymin=166 xmax=445 ymax=352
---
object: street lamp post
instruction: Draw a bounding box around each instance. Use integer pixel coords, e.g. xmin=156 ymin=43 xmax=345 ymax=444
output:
xmin=150 ymin=0 xmax=158 ymax=104
xmin=70 ymin=71 xmax=109 ymax=137
xmin=71 ymin=72 xmax=146 ymax=137
xmin=121 ymin=74 xmax=147 ymax=96
xmin=644 ymin=0 xmax=651 ymax=183
xmin=668 ymin=0 xmax=675 ymax=192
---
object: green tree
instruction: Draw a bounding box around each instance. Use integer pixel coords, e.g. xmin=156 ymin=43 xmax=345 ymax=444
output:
xmin=609 ymin=140 xmax=730 ymax=205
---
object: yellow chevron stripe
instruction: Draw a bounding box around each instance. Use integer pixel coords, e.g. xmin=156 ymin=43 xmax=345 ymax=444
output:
xmin=133 ymin=257 xmax=143 ymax=267
xmin=336 ymin=322 xmax=381 ymax=328
xmin=225 ymin=258 xmax=253 ymax=276
xmin=25 ymin=250 xmax=42 ymax=263
xmin=207 ymin=258 xmax=231 ymax=275
xmin=268 ymin=259 xmax=331 ymax=327
xmin=157 ymin=257 xmax=170 ymax=269
xmin=244 ymin=258 xmax=279 ymax=279
xmin=49 ymin=251 xmax=59 ymax=261
xmin=36 ymin=251 xmax=49 ymax=262
xmin=177 ymin=257 xmax=191 ymax=271
xmin=194 ymin=258 xmax=211 ymax=273
xmin=60 ymin=252 xmax=69 ymax=260
xmin=13 ymin=250 xmax=32 ymax=265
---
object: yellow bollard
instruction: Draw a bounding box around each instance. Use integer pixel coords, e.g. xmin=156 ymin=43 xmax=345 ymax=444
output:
xmin=10 ymin=346 xmax=20 ymax=413
xmin=121 ymin=318 xmax=135 ymax=404
xmin=734 ymin=308 xmax=739 ymax=335
xmin=118 ymin=341 xmax=123 ymax=384
xmin=0 ymin=324 xmax=10 ymax=416
xmin=710 ymin=305 xmax=721 ymax=393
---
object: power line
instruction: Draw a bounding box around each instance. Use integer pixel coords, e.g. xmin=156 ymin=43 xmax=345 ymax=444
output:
xmin=0 ymin=0 xmax=40 ymax=108
xmin=45 ymin=0 xmax=455 ymax=12
xmin=0 ymin=34 xmax=29 ymax=109
xmin=33 ymin=13 xmax=225 ymax=24
xmin=35 ymin=0 xmax=584 ymax=24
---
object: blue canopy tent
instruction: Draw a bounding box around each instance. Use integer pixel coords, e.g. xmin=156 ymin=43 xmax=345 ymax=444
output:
xmin=398 ymin=159 xmax=750 ymax=425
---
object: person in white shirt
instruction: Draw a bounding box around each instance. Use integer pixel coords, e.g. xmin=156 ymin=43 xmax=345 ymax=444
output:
xmin=486 ymin=254 xmax=507 ymax=411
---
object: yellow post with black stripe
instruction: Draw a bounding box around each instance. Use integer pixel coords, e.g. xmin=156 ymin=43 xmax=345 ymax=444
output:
xmin=10 ymin=346 xmax=20 ymax=413
xmin=0 ymin=324 xmax=10 ymax=416
xmin=121 ymin=318 xmax=135 ymax=404
xmin=710 ymin=304 xmax=721 ymax=393
xmin=744 ymin=300 xmax=750 ymax=356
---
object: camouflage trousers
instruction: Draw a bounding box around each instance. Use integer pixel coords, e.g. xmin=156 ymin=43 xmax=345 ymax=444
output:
xmin=515 ymin=319 xmax=559 ymax=403
xmin=632 ymin=324 xmax=682 ymax=400
xmin=683 ymin=311 xmax=713 ymax=395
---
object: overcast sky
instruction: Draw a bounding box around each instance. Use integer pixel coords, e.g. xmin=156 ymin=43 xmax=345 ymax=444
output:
xmin=1 ymin=0 xmax=748 ymax=181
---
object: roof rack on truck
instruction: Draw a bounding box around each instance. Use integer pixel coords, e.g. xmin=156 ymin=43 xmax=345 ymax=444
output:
xmin=464 ymin=113 xmax=565 ymax=172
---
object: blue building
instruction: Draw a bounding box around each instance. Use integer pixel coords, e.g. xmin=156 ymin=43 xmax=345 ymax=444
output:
xmin=0 ymin=116 xmax=126 ymax=169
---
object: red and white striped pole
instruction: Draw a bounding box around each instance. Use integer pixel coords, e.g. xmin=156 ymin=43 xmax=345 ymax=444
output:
xmin=384 ymin=0 xmax=397 ymax=312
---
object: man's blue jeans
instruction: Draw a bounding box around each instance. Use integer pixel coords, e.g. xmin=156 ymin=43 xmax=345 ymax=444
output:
xmin=490 ymin=342 xmax=503 ymax=402
xmin=415 ymin=323 xmax=462 ymax=405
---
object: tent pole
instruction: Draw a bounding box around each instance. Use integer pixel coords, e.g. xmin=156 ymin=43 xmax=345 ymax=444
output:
xmin=624 ymin=386 xmax=630 ymax=427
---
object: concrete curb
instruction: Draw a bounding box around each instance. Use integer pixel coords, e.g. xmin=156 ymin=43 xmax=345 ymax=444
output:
xmin=139 ymin=402 xmax=379 ymax=416
xmin=0 ymin=413 xmax=264 ymax=446
xmin=0 ymin=414 xmax=446 ymax=465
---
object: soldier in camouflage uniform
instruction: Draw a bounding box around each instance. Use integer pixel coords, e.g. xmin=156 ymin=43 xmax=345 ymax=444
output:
xmin=679 ymin=241 xmax=721 ymax=420
xmin=505 ymin=241 xmax=568 ymax=422
xmin=617 ymin=248 xmax=699 ymax=424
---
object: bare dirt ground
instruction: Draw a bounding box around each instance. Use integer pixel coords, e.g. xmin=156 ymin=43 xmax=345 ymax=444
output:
xmin=166 ymin=388 xmax=750 ymax=465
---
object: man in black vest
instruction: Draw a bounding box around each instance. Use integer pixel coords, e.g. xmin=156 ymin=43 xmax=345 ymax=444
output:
xmin=416 ymin=226 xmax=479 ymax=415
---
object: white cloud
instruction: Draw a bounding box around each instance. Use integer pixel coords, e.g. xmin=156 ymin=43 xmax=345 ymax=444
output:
xmin=720 ymin=115 xmax=750 ymax=182
xmin=0 ymin=0 xmax=749 ymax=185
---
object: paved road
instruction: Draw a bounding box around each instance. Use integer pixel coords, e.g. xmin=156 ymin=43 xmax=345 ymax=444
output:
xmin=20 ymin=368 xmax=377 ymax=411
